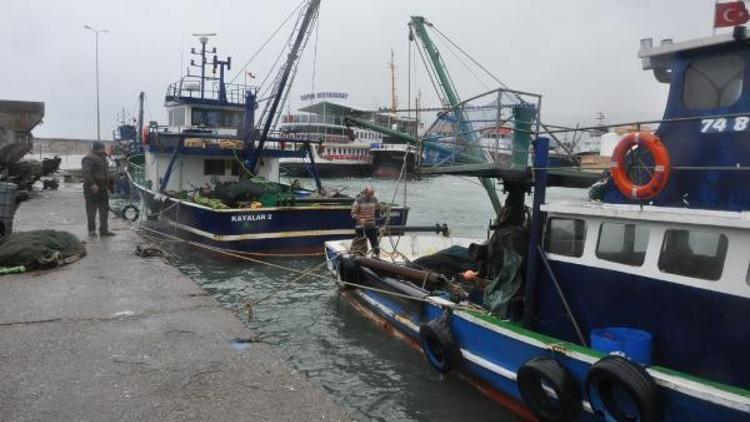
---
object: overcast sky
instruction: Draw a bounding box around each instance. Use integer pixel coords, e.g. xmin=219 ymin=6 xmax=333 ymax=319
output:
xmin=3 ymin=0 xmax=722 ymax=139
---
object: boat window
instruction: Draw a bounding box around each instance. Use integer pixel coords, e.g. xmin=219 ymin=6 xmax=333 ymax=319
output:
xmin=658 ymin=229 xmax=728 ymax=280
xmin=596 ymin=222 xmax=649 ymax=266
xmin=168 ymin=107 xmax=186 ymax=126
xmin=683 ymin=55 xmax=744 ymax=109
xmin=191 ymin=108 xmax=243 ymax=128
xmin=544 ymin=218 xmax=586 ymax=257
xmin=229 ymin=160 xmax=240 ymax=176
xmin=204 ymin=159 xmax=226 ymax=176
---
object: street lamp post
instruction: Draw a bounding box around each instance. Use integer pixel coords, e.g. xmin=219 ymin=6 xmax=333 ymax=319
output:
xmin=84 ymin=25 xmax=108 ymax=142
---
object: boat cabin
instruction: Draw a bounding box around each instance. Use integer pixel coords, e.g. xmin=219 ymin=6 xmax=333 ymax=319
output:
xmin=140 ymin=39 xmax=306 ymax=194
xmin=536 ymin=30 xmax=750 ymax=389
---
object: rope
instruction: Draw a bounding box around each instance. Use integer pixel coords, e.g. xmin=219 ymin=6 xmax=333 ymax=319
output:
xmin=229 ymin=0 xmax=308 ymax=84
xmin=129 ymin=223 xmax=486 ymax=314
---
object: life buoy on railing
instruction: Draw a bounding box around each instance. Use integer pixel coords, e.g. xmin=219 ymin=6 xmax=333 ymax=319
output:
xmin=610 ymin=132 xmax=671 ymax=200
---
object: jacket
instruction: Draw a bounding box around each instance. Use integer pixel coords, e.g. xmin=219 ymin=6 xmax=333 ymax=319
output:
xmin=351 ymin=194 xmax=379 ymax=227
xmin=81 ymin=152 xmax=110 ymax=190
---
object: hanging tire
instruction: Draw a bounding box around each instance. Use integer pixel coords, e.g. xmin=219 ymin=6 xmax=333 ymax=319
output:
xmin=419 ymin=312 xmax=462 ymax=374
xmin=585 ymin=355 xmax=661 ymax=422
xmin=517 ymin=357 xmax=582 ymax=422
xmin=121 ymin=204 xmax=140 ymax=222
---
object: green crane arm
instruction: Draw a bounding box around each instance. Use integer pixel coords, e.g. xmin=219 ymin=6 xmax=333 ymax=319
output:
xmin=409 ymin=16 xmax=503 ymax=217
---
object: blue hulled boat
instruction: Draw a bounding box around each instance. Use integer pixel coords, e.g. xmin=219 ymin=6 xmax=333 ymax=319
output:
xmin=128 ymin=1 xmax=407 ymax=255
xmin=326 ymin=25 xmax=750 ymax=421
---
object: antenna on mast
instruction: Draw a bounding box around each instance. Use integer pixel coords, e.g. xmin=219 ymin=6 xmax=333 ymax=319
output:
xmin=189 ymin=33 xmax=217 ymax=99
xmin=389 ymin=48 xmax=399 ymax=114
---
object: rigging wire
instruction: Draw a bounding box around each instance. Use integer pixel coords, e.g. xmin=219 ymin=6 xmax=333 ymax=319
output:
xmin=310 ymin=13 xmax=319 ymax=102
xmin=432 ymin=26 xmax=491 ymax=92
xmin=428 ymin=23 xmax=576 ymax=159
xmin=413 ymin=38 xmax=445 ymax=109
xmin=229 ymin=0 xmax=308 ymax=84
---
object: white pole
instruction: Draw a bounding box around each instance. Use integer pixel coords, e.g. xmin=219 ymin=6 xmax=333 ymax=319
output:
xmin=95 ymin=31 xmax=101 ymax=142
xmin=84 ymin=25 xmax=108 ymax=142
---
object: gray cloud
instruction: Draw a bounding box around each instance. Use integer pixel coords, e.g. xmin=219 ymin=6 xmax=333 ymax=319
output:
xmin=2 ymin=0 xmax=717 ymax=139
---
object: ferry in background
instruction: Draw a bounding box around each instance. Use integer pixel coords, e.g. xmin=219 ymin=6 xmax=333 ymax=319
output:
xmin=278 ymin=95 xmax=380 ymax=177
xmin=279 ymin=97 xmax=421 ymax=178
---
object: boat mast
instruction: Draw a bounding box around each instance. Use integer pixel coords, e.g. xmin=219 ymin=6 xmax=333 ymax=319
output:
xmin=408 ymin=16 xmax=503 ymax=217
xmin=247 ymin=0 xmax=322 ymax=173
xmin=137 ymin=91 xmax=144 ymax=142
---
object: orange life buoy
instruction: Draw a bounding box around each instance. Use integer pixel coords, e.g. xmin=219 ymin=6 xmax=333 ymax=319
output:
xmin=142 ymin=127 xmax=150 ymax=144
xmin=610 ymin=132 xmax=671 ymax=200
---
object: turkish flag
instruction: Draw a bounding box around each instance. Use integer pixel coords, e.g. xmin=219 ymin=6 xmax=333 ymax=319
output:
xmin=715 ymin=1 xmax=750 ymax=28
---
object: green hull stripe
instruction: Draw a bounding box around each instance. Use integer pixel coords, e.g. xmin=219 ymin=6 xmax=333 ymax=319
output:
xmin=464 ymin=310 xmax=750 ymax=398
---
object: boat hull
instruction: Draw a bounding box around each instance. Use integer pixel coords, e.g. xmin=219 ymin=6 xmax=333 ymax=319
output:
xmin=324 ymin=240 xmax=750 ymax=421
xmin=371 ymin=149 xmax=416 ymax=178
xmin=132 ymin=183 xmax=408 ymax=254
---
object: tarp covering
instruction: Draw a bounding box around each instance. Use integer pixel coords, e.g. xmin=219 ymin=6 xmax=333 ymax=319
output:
xmin=411 ymin=245 xmax=479 ymax=274
xmin=0 ymin=230 xmax=86 ymax=269
xmin=481 ymin=226 xmax=528 ymax=318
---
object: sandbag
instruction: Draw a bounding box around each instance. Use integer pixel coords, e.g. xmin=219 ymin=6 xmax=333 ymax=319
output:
xmin=0 ymin=229 xmax=86 ymax=269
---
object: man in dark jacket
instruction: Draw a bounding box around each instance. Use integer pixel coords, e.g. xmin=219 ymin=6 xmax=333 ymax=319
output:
xmin=81 ymin=142 xmax=114 ymax=237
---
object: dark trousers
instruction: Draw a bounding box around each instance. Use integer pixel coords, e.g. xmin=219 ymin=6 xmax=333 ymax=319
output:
xmin=84 ymin=188 xmax=109 ymax=234
xmin=355 ymin=226 xmax=379 ymax=256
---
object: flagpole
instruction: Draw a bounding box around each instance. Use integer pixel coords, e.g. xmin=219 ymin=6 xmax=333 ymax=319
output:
xmin=714 ymin=0 xmax=719 ymax=35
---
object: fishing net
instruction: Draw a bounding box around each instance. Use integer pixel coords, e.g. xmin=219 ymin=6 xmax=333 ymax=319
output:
xmin=0 ymin=230 xmax=86 ymax=269
xmin=211 ymin=178 xmax=285 ymax=207
xmin=481 ymin=225 xmax=528 ymax=318
xmin=410 ymin=245 xmax=480 ymax=274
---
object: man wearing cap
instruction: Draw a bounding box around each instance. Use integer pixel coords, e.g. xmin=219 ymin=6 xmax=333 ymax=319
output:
xmin=81 ymin=141 xmax=114 ymax=237
xmin=351 ymin=186 xmax=380 ymax=257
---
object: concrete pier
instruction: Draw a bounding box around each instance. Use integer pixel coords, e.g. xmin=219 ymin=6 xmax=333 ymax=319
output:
xmin=0 ymin=188 xmax=348 ymax=421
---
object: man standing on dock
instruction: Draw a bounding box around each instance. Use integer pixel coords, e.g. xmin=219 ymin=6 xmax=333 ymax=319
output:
xmin=351 ymin=186 xmax=380 ymax=257
xmin=81 ymin=141 xmax=114 ymax=237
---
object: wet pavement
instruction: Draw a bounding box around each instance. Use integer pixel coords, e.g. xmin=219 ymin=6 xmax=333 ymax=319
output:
xmin=0 ymin=187 xmax=348 ymax=421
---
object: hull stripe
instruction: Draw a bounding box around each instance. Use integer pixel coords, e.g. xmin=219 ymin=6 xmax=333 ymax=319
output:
xmin=165 ymin=218 xmax=354 ymax=241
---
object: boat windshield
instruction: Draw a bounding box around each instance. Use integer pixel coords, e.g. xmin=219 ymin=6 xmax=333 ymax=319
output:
xmin=683 ymin=54 xmax=744 ymax=109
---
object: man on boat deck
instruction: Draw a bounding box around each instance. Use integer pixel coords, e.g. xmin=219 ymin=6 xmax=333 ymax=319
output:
xmin=351 ymin=186 xmax=380 ymax=257
xmin=81 ymin=141 xmax=114 ymax=238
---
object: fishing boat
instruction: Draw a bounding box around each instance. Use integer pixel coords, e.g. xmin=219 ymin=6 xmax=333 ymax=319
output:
xmin=326 ymin=18 xmax=750 ymax=421
xmin=127 ymin=0 xmax=408 ymax=254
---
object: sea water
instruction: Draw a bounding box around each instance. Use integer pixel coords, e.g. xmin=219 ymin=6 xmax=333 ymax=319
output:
xmin=167 ymin=176 xmax=586 ymax=422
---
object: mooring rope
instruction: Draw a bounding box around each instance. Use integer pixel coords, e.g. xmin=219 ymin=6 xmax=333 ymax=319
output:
xmin=128 ymin=222 xmax=484 ymax=314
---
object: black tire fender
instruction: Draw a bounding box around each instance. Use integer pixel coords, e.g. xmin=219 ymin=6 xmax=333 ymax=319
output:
xmin=585 ymin=355 xmax=661 ymax=422
xmin=517 ymin=356 xmax=582 ymax=422
xmin=121 ymin=204 xmax=140 ymax=222
xmin=418 ymin=312 xmax=462 ymax=374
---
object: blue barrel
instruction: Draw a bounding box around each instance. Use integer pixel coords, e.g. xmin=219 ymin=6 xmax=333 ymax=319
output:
xmin=590 ymin=327 xmax=653 ymax=365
